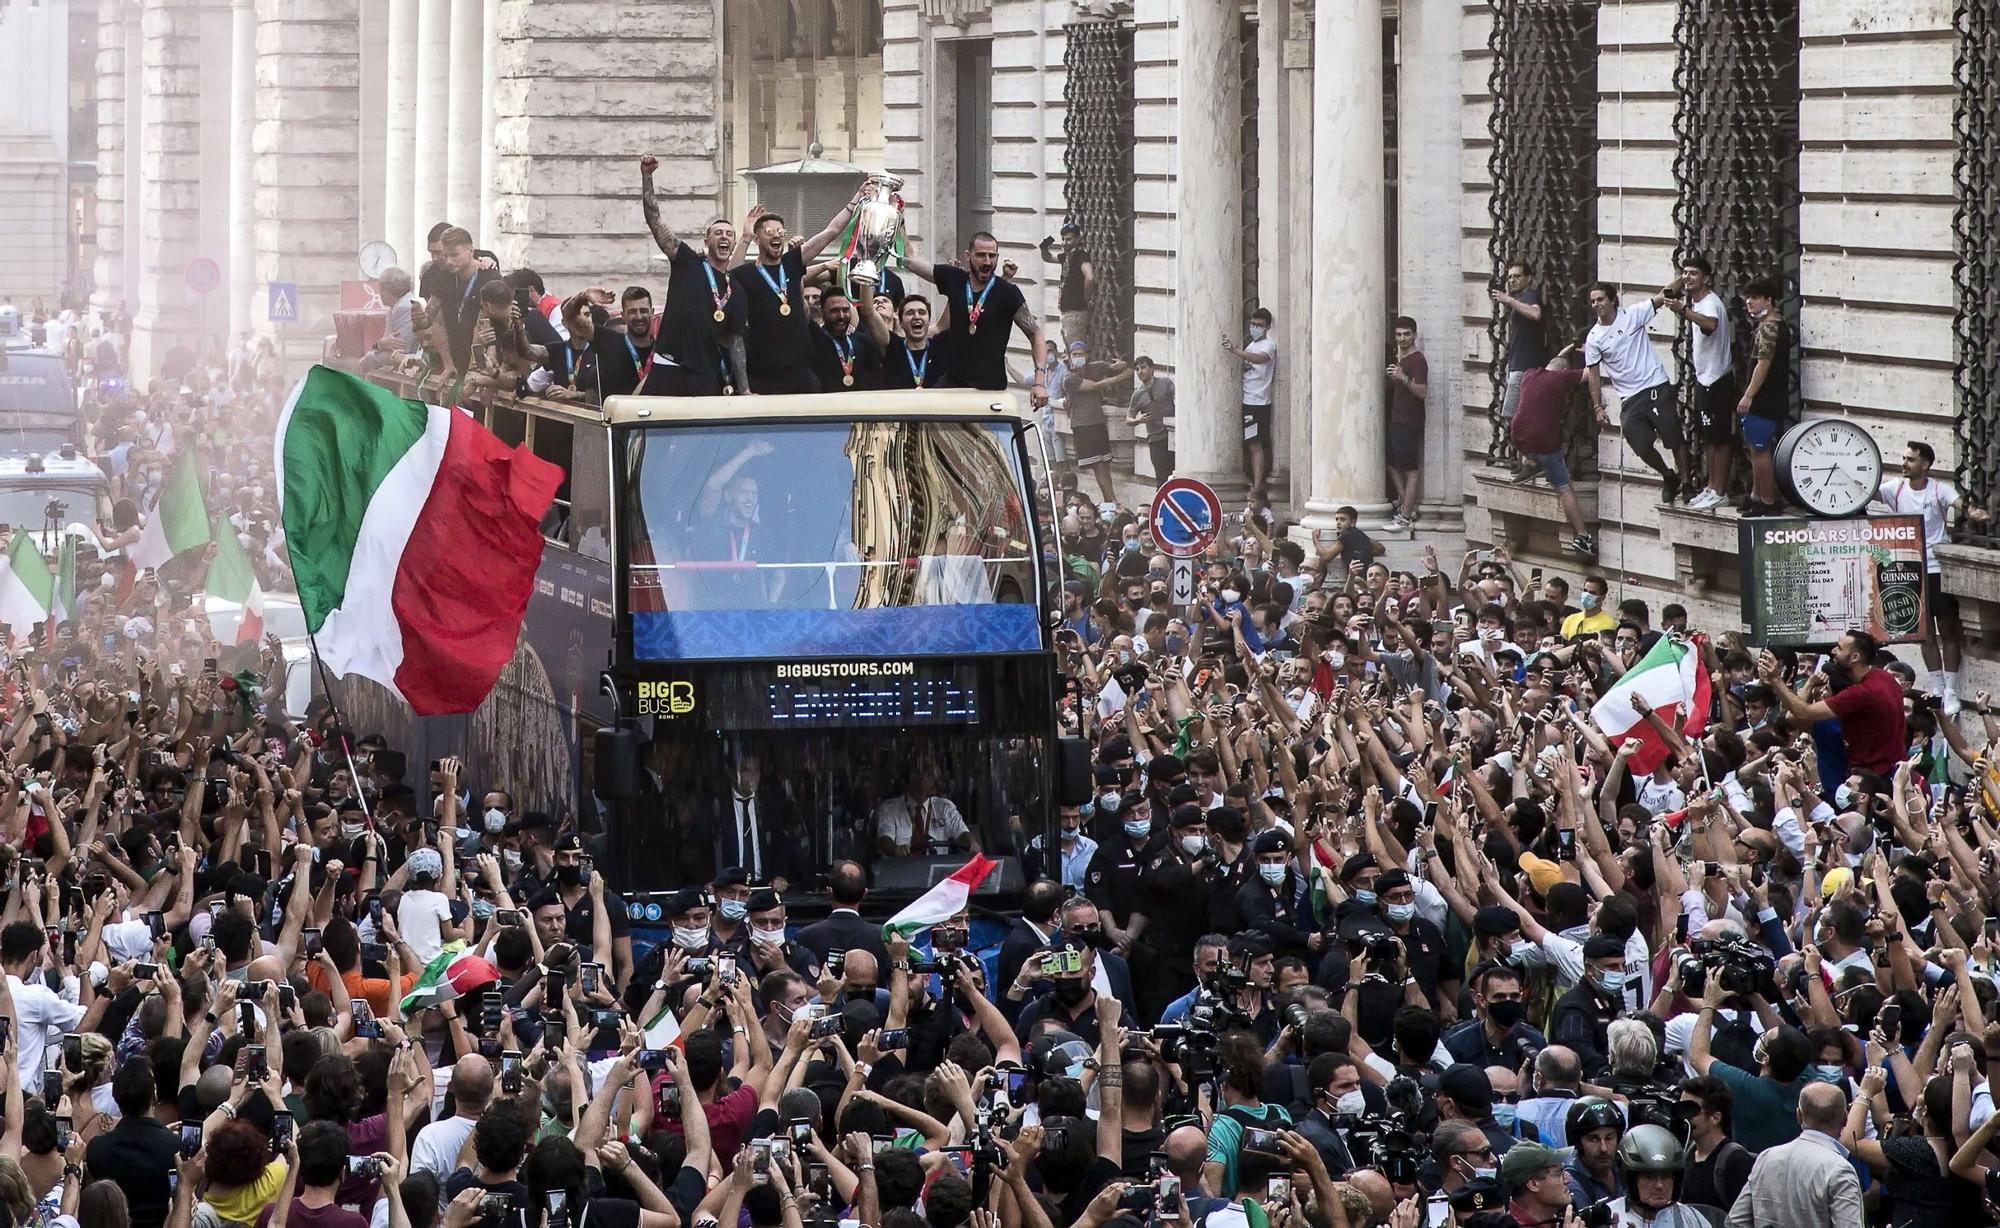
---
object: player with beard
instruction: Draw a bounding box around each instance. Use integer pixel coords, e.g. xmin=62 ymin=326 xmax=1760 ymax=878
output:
xmin=639 ymin=155 xmax=742 ymax=395
xmin=808 ymin=288 xmax=883 ymax=392
xmin=581 ymin=285 xmax=671 ymax=398
xmin=729 ymin=199 xmax=860 ymax=394
xmin=901 ymin=230 xmax=1048 ymax=405
xmin=856 ymin=284 xmax=950 ymax=390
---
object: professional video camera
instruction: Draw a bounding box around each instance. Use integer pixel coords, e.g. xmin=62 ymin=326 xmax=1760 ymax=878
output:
xmin=1329 ymin=1076 xmax=1432 ymax=1186
xmin=1676 ymin=933 xmax=1777 ymax=999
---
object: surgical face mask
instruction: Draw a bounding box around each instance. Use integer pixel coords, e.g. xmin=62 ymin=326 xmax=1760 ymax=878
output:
xmin=1509 ymin=939 xmax=1546 ymax=968
xmin=1124 ymin=818 xmax=1152 ymax=839
xmin=1119 ymin=649 xmax=1133 ymax=665
xmin=502 ymin=848 xmax=523 ymax=870
xmin=1103 ymin=791 xmax=1126 ymax=814
xmin=1491 ymin=1103 xmax=1518 ymax=1129
xmin=751 ymin=924 xmax=787 ymax=946
xmin=1247 ymin=324 xmax=1267 ymax=341
xmin=1353 ymin=889 xmax=1378 ymax=907
xmin=470 ymin=899 xmax=496 ymax=920
xmin=1593 ymin=969 xmax=1627 ymax=996
xmin=1459 ymin=1157 xmax=1499 ymax=1183
xmin=1813 ymin=1063 xmax=1846 ymax=1083
xmin=1580 ymin=592 xmax=1600 ymax=610
xmin=1220 ymin=589 xmax=1242 ymax=604
xmin=1334 ymin=1090 xmax=1366 ymax=1115
xmin=1259 ymin=863 xmax=1288 ymax=886
xmin=1180 ymin=834 xmax=1207 ymax=856
xmin=1327 ymin=652 xmax=1347 ymax=669
xmin=1060 ymin=824 xmax=1080 ymax=843
xmin=1479 ymin=627 xmax=1502 ymax=641
xmin=484 ymin=807 xmax=507 ymax=834
xmin=340 ymin=820 xmax=367 ymax=841
xmin=1385 ymin=902 xmax=1417 ymax=924
xmin=718 ymin=899 xmax=748 ymax=922
xmin=672 ymin=926 xmax=709 ymax=951
xmin=1834 ymin=783 xmax=1852 ymax=810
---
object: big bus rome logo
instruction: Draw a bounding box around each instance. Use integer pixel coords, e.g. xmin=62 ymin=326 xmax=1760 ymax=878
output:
xmin=637 ymin=680 xmax=695 ymax=718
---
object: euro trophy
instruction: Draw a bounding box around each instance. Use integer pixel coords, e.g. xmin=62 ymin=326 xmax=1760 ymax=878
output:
xmin=848 ymin=173 xmax=906 ymax=285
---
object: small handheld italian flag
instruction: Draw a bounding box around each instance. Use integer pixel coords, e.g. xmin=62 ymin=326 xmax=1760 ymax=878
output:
xmin=204 ymin=518 xmax=265 ymax=645
xmin=400 ymin=942 xmax=499 ymax=1013
xmin=132 ymin=449 xmax=212 ymax=571
xmin=882 ymin=855 xmax=998 ymax=942
xmin=1590 ymin=633 xmax=1712 ymax=776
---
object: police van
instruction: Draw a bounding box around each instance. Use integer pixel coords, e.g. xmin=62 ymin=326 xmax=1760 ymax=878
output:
xmin=0 ymin=303 xmax=83 ymax=453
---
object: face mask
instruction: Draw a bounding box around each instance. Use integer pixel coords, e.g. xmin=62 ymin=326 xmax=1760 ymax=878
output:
xmin=452 ymin=827 xmax=475 ymax=846
xmin=340 ymin=820 xmax=367 ymax=841
xmin=751 ymin=925 xmax=787 ymax=946
xmin=1385 ymin=902 xmax=1417 ymax=924
xmin=502 ymin=848 xmax=523 ymax=870
xmin=1180 ymin=834 xmax=1207 ymax=856
xmin=1459 ymin=1158 xmax=1499 ymax=1183
xmin=1247 ymin=324 xmax=1267 ymax=341
xmin=672 ymin=926 xmax=709 ymax=951
xmin=719 ymin=900 xmax=748 ymax=922
xmin=1259 ymin=864 xmax=1288 ymax=886
xmin=470 ymin=899 xmax=496 ymax=920
xmin=1491 ymin=1103 xmax=1518 ymax=1129
xmin=1053 ymin=980 xmax=1089 ymax=1006
xmin=1813 ymin=1064 xmax=1846 ymax=1083
xmin=1164 ymin=635 xmax=1185 ymax=654
xmin=1834 ymin=784 xmax=1852 ymax=810
xmin=1509 ymin=939 xmax=1546 ymax=968
xmin=1060 ymin=825 xmax=1080 ymax=843
xmin=1123 ymin=539 xmax=1141 ymax=554
xmin=1220 ymin=589 xmax=1242 ymax=604
xmin=1486 ymin=999 xmax=1527 ymax=1028
xmin=1580 ymin=593 xmax=1600 ymax=610
xmin=1479 ymin=627 xmax=1502 ymax=641
xmin=1119 ymin=650 xmax=1134 ymax=665
xmin=1334 ymin=1090 xmax=1366 ymax=1115
xmin=1103 ymin=791 xmax=1126 ymax=814
xmin=1593 ymin=969 xmax=1627 ymax=997
xmin=484 ymin=807 xmax=507 ymax=834
xmin=555 ymin=864 xmax=584 ymax=887
xmin=1124 ymin=818 xmax=1152 ymax=839
xmin=1354 ymin=889 xmax=1378 ymax=907
xmin=1327 ymin=652 xmax=1347 ymax=669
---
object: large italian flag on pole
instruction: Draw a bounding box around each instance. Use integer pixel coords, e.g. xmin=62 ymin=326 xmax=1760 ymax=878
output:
xmin=882 ymin=855 xmax=999 ymax=942
xmin=131 ymin=450 xmax=211 ymax=571
xmin=1590 ymin=633 xmax=1712 ymax=776
xmin=204 ymin=519 xmax=265 ymax=645
xmin=277 ymin=366 xmax=562 ymax=716
xmin=0 ymin=533 xmax=53 ymax=636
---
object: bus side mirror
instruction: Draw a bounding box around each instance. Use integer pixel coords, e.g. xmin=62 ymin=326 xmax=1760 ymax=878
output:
xmin=1056 ymin=736 xmax=1092 ymax=806
xmin=594 ymin=726 xmax=641 ymax=800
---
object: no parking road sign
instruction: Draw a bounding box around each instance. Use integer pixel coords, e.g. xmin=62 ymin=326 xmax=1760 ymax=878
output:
xmin=1151 ymin=476 xmax=1221 ymax=559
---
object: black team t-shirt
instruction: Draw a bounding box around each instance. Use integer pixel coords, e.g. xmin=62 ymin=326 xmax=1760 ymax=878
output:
xmin=729 ymin=247 xmax=815 ymax=378
xmin=1058 ymin=245 xmax=1092 ymax=312
xmin=660 ymin=242 xmax=737 ymax=395
xmin=880 ymin=336 xmax=951 ymax=390
xmin=810 ymin=327 xmax=884 ymax=392
xmin=933 ymin=265 xmax=1027 ymax=391
xmin=590 ymin=320 xmax=675 ymax=398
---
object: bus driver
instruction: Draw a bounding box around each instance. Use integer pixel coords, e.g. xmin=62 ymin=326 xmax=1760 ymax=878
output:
xmin=874 ymin=763 xmax=978 ymax=857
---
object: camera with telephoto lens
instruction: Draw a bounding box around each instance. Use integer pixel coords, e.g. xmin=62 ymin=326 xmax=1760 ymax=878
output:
xmin=1677 ymin=934 xmax=1777 ymax=999
xmin=911 ymin=949 xmax=976 ymax=978
xmin=1331 ymin=1077 xmax=1433 ymax=1186
xmin=1573 ymin=1201 xmax=1616 ymax=1228
xmin=1281 ymin=1002 xmax=1311 ymax=1034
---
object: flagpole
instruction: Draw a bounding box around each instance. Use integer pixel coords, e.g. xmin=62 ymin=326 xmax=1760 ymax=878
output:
xmin=1672 ymin=632 xmax=1712 ymax=799
xmin=306 ymin=628 xmax=374 ymax=826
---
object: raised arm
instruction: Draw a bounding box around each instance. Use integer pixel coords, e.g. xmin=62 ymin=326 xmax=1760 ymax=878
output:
xmin=639 ymin=156 xmax=680 ymax=257
xmin=802 ymin=193 xmax=861 ymax=264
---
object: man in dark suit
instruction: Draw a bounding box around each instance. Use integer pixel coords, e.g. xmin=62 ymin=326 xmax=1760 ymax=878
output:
xmin=435 ymin=225 xmax=502 ymax=372
xmin=997 ymin=879 xmax=1067 ymax=995
xmin=1057 ymin=894 xmax=1135 ymax=1005
xmin=704 ymin=753 xmax=802 ymax=892
xmin=795 ymin=860 xmax=887 ymax=965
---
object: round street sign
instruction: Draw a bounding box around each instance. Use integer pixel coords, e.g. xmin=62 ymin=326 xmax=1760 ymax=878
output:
xmin=186 ymin=257 xmax=221 ymax=295
xmin=1151 ymin=476 xmax=1222 ymax=559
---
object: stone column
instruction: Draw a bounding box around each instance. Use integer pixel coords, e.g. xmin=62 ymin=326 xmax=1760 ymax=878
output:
xmin=411 ymin=0 xmax=450 ymax=241
xmin=1398 ymin=0 xmax=1463 ymax=531
xmin=478 ymin=0 xmax=499 ymax=244
xmin=488 ymin=0 xmax=720 ymax=288
xmin=227 ymin=0 xmax=257 ymax=339
xmin=129 ymin=0 xmax=204 ymax=385
xmin=1297 ymin=0 xmax=1388 ymax=531
xmin=445 ymin=0 xmax=483 ymax=232
xmin=1256 ymin=0 xmax=1294 ymax=498
xmin=253 ymin=0 xmax=362 ymax=371
xmin=1282 ymin=0 xmax=1314 ymax=511
xmin=90 ymin=0 xmax=130 ymax=322
xmin=382 ymin=0 xmax=418 ymax=264
xmin=1172 ymin=0 xmax=1245 ymax=503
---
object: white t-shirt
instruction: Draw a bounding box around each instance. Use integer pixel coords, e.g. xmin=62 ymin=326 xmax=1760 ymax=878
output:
xmin=1241 ymin=338 xmax=1277 ymax=405
xmin=1877 ymin=477 xmax=1958 ymax=574
xmin=874 ymin=794 xmax=969 ymax=854
xmin=8 ymin=974 xmax=85 ymax=1089
xmin=1687 ymin=291 xmax=1732 ymax=387
xmin=410 ymin=1112 xmax=479 ymax=1183
xmin=397 ymin=888 xmax=452 ymax=964
xmin=1585 ymin=300 xmax=1670 ymax=399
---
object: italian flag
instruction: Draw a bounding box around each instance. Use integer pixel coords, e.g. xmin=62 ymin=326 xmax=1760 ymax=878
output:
xmin=881 ymin=854 xmax=998 ymax=942
xmin=0 ymin=533 xmax=53 ymax=636
xmin=1590 ymin=633 xmax=1712 ymax=776
xmin=400 ymin=943 xmax=500 ymax=1013
xmin=204 ymin=519 xmax=265 ymax=645
xmin=643 ymin=1004 xmax=684 ymax=1050
xmin=277 ymin=366 xmax=562 ymax=716
xmin=52 ymin=536 xmax=76 ymax=627
xmin=132 ymin=450 xmax=211 ymax=571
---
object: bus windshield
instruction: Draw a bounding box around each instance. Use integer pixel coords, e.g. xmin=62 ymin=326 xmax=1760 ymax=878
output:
xmin=623 ymin=419 xmax=1044 ymax=660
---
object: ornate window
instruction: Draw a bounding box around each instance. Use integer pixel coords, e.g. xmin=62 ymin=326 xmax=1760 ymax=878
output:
xmin=1671 ymin=0 xmax=1801 ymax=424
xmin=1486 ymin=0 xmax=1598 ymax=474
xmin=1062 ymin=19 xmax=1135 ymax=358
xmin=1955 ymin=0 xmax=2000 ymax=517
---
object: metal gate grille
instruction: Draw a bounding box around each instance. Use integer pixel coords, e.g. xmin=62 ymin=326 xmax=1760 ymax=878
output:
xmin=1063 ymin=20 xmax=1136 ymax=359
xmin=1671 ymin=0 xmax=1802 ymax=423
xmin=1241 ymin=14 xmax=1260 ymax=319
xmin=1955 ymin=0 xmax=2000 ymax=520
xmin=1485 ymin=0 xmax=1599 ymax=473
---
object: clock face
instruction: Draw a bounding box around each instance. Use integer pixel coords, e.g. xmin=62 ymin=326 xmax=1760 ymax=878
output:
xmin=358 ymin=241 xmax=398 ymax=280
xmin=1781 ymin=418 xmax=1881 ymax=517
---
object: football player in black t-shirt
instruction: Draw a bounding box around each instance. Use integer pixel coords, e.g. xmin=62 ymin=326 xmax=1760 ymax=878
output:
xmin=902 ymin=230 xmax=1048 ymax=404
xmin=639 ymin=154 xmax=741 ymax=396
xmin=728 ymin=199 xmax=860 ymax=394
xmin=855 ymin=280 xmax=950 ymax=391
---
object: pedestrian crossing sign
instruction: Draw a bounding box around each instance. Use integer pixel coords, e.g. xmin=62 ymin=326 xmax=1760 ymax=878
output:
xmin=267 ymin=282 xmax=299 ymax=323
